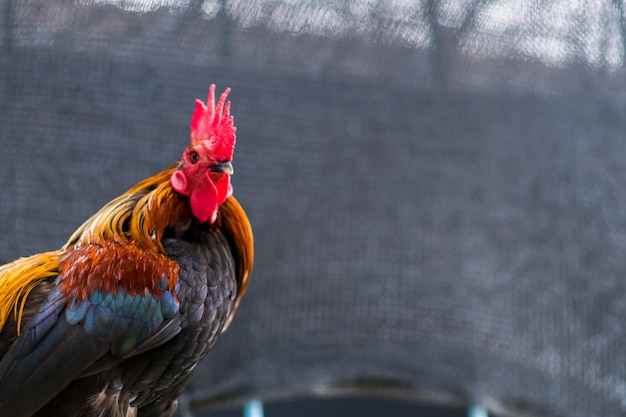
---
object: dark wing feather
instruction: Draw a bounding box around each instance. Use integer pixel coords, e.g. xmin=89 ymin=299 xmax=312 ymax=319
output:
xmin=0 ymin=286 xmax=110 ymax=416
xmin=0 ymin=252 xmax=183 ymax=417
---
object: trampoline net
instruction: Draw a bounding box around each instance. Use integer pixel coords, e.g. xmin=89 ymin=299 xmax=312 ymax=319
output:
xmin=2 ymin=1 xmax=626 ymax=416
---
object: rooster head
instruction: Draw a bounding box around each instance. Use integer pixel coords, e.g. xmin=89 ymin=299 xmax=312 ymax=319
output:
xmin=171 ymin=85 xmax=236 ymax=224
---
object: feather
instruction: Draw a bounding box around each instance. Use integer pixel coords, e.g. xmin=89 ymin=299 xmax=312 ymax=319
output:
xmin=0 ymin=252 xmax=59 ymax=334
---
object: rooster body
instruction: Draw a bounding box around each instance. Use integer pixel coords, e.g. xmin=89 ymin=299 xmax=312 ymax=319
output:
xmin=0 ymin=86 xmax=253 ymax=417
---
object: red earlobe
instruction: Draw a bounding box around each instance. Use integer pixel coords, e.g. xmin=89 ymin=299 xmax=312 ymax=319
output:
xmin=170 ymin=170 xmax=189 ymax=196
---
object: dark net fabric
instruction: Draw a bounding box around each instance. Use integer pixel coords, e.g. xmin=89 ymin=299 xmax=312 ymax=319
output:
xmin=2 ymin=1 xmax=626 ymax=416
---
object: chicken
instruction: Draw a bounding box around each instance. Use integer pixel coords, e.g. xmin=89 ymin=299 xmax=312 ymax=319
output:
xmin=0 ymin=85 xmax=253 ymax=417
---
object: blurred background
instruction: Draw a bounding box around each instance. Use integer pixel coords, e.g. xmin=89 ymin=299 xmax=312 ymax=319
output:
xmin=2 ymin=1 xmax=626 ymax=416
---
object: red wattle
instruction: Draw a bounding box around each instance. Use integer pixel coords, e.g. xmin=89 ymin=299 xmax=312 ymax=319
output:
xmin=189 ymin=175 xmax=219 ymax=223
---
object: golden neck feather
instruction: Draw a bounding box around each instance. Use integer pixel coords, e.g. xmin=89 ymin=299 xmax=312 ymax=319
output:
xmin=63 ymin=164 xmax=190 ymax=253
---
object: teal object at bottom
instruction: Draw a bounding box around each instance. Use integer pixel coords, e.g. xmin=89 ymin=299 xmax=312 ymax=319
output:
xmin=469 ymin=404 xmax=488 ymax=417
xmin=244 ymin=399 xmax=264 ymax=417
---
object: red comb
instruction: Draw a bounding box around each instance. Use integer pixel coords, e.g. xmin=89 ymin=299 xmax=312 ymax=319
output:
xmin=190 ymin=84 xmax=236 ymax=161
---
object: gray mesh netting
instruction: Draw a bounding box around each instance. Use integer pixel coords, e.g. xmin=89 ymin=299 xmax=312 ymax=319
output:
xmin=2 ymin=1 xmax=626 ymax=416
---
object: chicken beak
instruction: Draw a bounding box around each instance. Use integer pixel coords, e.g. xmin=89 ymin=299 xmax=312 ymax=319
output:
xmin=208 ymin=161 xmax=234 ymax=175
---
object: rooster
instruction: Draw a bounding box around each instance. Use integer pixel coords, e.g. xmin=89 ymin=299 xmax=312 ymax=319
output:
xmin=0 ymin=85 xmax=253 ymax=417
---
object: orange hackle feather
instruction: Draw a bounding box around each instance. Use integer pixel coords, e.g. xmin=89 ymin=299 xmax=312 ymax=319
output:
xmin=64 ymin=164 xmax=189 ymax=253
xmin=0 ymin=251 xmax=60 ymax=334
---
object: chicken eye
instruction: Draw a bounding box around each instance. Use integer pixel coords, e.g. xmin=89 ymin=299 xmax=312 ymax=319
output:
xmin=189 ymin=151 xmax=200 ymax=164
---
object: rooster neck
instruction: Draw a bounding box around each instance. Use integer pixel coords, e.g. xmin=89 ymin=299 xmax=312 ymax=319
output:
xmin=129 ymin=178 xmax=192 ymax=253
